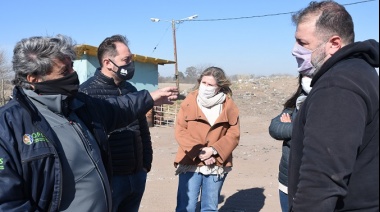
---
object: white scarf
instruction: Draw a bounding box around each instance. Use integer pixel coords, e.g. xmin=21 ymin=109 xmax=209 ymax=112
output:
xmin=197 ymin=92 xmax=226 ymax=125
xmin=197 ymin=92 xmax=226 ymax=108
xmin=296 ymin=94 xmax=307 ymax=110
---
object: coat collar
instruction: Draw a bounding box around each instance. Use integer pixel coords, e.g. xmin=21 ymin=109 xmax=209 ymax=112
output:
xmin=94 ymin=68 xmax=126 ymax=87
xmin=183 ymin=90 xmax=239 ymax=125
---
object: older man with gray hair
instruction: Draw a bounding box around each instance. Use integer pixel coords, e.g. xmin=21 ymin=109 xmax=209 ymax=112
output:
xmin=0 ymin=34 xmax=177 ymax=212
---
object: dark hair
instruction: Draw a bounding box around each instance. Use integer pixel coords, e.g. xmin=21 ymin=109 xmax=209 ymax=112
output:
xmin=283 ymin=74 xmax=304 ymax=109
xmin=12 ymin=34 xmax=76 ymax=88
xmin=97 ymin=34 xmax=129 ymax=67
xmin=292 ymin=0 xmax=354 ymax=44
xmin=194 ymin=66 xmax=233 ymax=96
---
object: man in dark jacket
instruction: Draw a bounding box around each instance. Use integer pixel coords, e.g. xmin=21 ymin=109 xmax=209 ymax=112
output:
xmin=80 ymin=35 xmax=152 ymax=212
xmin=288 ymin=1 xmax=379 ymax=211
xmin=0 ymin=34 xmax=177 ymax=212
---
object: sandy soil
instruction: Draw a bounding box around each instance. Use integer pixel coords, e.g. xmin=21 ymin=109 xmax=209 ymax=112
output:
xmin=139 ymin=75 xmax=298 ymax=212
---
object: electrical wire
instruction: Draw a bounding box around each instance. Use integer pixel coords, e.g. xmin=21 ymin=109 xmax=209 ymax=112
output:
xmin=184 ymin=0 xmax=375 ymax=22
xmin=151 ymin=25 xmax=171 ymax=54
xmin=150 ymin=0 xmax=375 ymax=53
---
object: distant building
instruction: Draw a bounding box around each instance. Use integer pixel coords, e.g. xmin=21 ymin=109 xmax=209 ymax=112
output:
xmin=74 ymin=44 xmax=175 ymax=92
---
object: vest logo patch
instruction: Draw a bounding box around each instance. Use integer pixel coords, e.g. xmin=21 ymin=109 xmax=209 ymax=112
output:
xmin=23 ymin=132 xmax=48 ymax=145
xmin=0 ymin=158 xmax=4 ymax=170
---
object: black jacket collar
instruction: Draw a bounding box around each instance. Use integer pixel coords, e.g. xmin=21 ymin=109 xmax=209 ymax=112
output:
xmin=94 ymin=68 xmax=126 ymax=87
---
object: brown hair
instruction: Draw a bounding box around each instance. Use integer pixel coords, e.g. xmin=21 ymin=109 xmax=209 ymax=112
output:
xmin=194 ymin=66 xmax=232 ymax=96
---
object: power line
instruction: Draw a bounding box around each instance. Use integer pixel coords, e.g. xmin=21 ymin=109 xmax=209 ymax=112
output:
xmin=151 ymin=24 xmax=171 ymax=55
xmin=150 ymin=0 xmax=375 ymax=54
xmin=343 ymin=0 xmax=375 ymax=5
xmin=186 ymin=0 xmax=375 ymax=22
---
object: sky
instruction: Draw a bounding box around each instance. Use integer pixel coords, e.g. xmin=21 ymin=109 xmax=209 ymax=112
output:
xmin=0 ymin=0 xmax=378 ymax=77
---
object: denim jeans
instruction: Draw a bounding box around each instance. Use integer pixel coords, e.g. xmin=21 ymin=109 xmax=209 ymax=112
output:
xmin=279 ymin=190 xmax=289 ymax=212
xmin=111 ymin=170 xmax=147 ymax=212
xmin=176 ymin=172 xmax=227 ymax=212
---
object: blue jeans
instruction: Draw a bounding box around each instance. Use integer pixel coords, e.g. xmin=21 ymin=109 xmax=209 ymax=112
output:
xmin=176 ymin=172 xmax=227 ymax=212
xmin=279 ymin=190 xmax=289 ymax=212
xmin=111 ymin=170 xmax=147 ymax=212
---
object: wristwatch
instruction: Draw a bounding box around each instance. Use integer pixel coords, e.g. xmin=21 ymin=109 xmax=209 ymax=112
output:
xmin=211 ymin=147 xmax=218 ymax=155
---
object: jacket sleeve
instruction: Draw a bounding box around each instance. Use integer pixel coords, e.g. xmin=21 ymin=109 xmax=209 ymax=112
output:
xmin=292 ymin=87 xmax=367 ymax=211
xmin=139 ymin=116 xmax=153 ymax=172
xmin=212 ymin=116 xmax=240 ymax=164
xmin=0 ymin=134 xmax=57 ymax=211
xmin=175 ymin=105 xmax=205 ymax=161
xmin=268 ymin=108 xmax=293 ymax=140
xmin=87 ymin=90 xmax=154 ymax=133
xmin=0 ymin=138 xmax=30 ymax=211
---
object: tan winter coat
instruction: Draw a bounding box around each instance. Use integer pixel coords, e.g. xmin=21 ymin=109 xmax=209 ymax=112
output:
xmin=174 ymin=90 xmax=240 ymax=167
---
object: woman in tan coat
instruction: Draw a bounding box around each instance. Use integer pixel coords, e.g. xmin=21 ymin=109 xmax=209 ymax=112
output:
xmin=174 ymin=67 xmax=240 ymax=212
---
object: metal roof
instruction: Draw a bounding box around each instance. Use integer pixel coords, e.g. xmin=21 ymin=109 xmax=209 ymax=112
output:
xmin=75 ymin=44 xmax=175 ymax=65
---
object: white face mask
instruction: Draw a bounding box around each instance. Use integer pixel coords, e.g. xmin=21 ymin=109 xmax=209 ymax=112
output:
xmin=301 ymin=76 xmax=312 ymax=94
xmin=198 ymin=83 xmax=218 ymax=99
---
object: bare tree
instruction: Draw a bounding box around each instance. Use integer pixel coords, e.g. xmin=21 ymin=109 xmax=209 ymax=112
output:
xmin=0 ymin=50 xmax=14 ymax=105
xmin=0 ymin=50 xmax=13 ymax=79
xmin=195 ymin=63 xmax=214 ymax=76
xmin=185 ymin=66 xmax=198 ymax=78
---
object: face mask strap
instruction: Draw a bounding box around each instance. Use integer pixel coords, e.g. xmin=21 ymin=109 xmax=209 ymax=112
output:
xmin=108 ymin=59 xmax=120 ymax=68
xmin=108 ymin=58 xmax=124 ymax=77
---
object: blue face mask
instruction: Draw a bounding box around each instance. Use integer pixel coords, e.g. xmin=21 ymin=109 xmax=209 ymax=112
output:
xmin=109 ymin=59 xmax=135 ymax=80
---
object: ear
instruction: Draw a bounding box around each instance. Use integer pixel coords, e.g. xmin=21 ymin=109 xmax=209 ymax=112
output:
xmin=327 ymin=36 xmax=342 ymax=55
xmin=26 ymin=74 xmax=39 ymax=83
xmin=26 ymin=74 xmax=40 ymax=90
xmin=103 ymin=58 xmax=114 ymax=71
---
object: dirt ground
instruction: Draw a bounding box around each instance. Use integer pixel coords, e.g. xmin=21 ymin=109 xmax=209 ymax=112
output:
xmin=139 ymin=75 xmax=298 ymax=212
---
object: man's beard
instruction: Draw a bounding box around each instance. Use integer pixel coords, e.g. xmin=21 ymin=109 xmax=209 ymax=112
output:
xmin=311 ymin=49 xmax=328 ymax=77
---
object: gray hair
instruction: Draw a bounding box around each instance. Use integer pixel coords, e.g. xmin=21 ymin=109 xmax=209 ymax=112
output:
xmin=12 ymin=34 xmax=76 ymax=88
xmin=292 ymin=1 xmax=354 ymax=44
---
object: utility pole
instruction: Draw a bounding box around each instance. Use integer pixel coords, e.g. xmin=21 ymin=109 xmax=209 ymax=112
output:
xmin=172 ymin=20 xmax=179 ymax=89
xmin=150 ymin=15 xmax=198 ymax=91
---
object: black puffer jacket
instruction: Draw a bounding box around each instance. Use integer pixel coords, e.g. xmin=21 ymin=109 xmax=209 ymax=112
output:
xmin=80 ymin=69 xmax=153 ymax=174
xmin=269 ymin=107 xmax=296 ymax=188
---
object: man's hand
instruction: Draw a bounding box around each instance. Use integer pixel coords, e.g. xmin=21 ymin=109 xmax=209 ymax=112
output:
xmin=150 ymin=87 xmax=178 ymax=106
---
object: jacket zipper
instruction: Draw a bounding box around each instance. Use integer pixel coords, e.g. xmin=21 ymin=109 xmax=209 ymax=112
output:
xmin=118 ymin=87 xmax=138 ymax=173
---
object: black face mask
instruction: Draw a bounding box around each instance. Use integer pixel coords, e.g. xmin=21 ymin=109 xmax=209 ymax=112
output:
xmin=109 ymin=59 xmax=135 ymax=81
xmin=33 ymin=71 xmax=79 ymax=98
